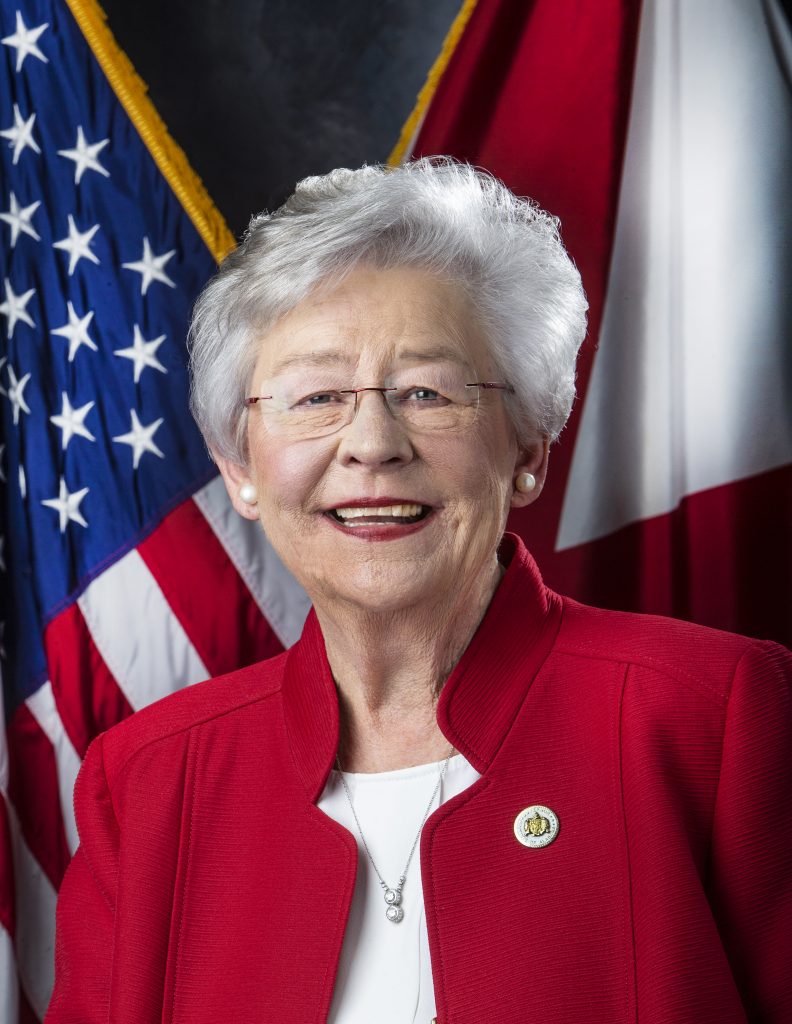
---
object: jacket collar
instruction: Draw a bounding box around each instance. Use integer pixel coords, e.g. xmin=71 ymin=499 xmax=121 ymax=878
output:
xmin=281 ymin=532 xmax=563 ymax=802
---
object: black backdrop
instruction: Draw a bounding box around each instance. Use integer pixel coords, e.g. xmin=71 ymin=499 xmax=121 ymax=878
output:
xmin=100 ymin=0 xmax=462 ymax=237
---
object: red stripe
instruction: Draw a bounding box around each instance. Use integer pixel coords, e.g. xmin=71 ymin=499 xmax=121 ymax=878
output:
xmin=45 ymin=604 xmax=134 ymax=760
xmin=0 ymin=794 xmax=14 ymax=937
xmin=534 ymin=465 xmax=792 ymax=648
xmin=6 ymin=705 xmax=70 ymax=891
xmin=138 ymin=497 xmax=283 ymax=677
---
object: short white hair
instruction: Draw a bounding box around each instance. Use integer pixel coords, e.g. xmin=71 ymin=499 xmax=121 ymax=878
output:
xmin=188 ymin=156 xmax=588 ymax=464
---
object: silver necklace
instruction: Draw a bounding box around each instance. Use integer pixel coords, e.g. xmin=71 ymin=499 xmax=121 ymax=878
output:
xmin=335 ymin=749 xmax=454 ymax=923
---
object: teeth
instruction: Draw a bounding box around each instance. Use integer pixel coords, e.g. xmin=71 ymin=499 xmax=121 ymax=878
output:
xmin=334 ymin=504 xmax=424 ymax=520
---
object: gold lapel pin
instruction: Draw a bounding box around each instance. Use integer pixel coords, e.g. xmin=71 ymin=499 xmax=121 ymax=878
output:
xmin=513 ymin=805 xmax=559 ymax=848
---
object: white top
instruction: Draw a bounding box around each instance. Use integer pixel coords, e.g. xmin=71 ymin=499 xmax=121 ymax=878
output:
xmin=318 ymin=753 xmax=482 ymax=1024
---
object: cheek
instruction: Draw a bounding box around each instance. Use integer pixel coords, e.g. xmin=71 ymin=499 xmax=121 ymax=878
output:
xmin=247 ymin=431 xmax=326 ymax=516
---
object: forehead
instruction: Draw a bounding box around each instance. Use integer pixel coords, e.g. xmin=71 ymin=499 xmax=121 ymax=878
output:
xmin=253 ymin=265 xmax=488 ymax=376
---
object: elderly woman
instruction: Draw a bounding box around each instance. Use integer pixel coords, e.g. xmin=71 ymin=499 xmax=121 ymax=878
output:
xmin=48 ymin=158 xmax=791 ymax=1024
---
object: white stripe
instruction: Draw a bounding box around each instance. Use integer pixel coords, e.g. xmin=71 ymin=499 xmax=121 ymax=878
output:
xmin=4 ymin=797 xmax=56 ymax=1020
xmin=193 ymin=475 xmax=310 ymax=647
xmin=0 ymin=920 xmax=20 ymax=1024
xmin=557 ymin=0 xmax=792 ymax=549
xmin=26 ymin=682 xmax=81 ymax=855
xmin=78 ymin=548 xmax=210 ymax=710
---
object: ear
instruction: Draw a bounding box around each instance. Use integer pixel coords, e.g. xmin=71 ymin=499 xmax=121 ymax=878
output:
xmin=214 ymin=452 xmax=260 ymax=521
xmin=510 ymin=435 xmax=550 ymax=509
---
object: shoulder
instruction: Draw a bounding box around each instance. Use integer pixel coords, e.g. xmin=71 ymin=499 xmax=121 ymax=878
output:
xmin=97 ymin=650 xmax=289 ymax=783
xmin=554 ymin=594 xmax=790 ymax=706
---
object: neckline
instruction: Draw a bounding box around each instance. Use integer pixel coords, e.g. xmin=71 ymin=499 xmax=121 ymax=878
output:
xmin=330 ymin=751 xmax=469 ymax=783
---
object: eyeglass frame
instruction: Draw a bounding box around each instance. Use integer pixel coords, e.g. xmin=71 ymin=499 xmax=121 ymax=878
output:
xmin=243 ymin=381 xmax=515 ymax=407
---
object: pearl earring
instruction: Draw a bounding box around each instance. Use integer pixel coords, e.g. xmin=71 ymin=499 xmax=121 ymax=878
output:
xmin=515 ymin=472 xmax=536 ymax=494
xmin=239 ymin=483 xmax=258 ymax=504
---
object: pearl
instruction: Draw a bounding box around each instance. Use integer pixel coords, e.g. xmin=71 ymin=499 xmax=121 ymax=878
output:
xmin=516 ymin=472 xmax=536 ymax=493
xmin=239 ymin=483 xmax=258 ymax=504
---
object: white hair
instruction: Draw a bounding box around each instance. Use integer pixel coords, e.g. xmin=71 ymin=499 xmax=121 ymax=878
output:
xmin=188 ymin=156 xmax=588 ymax=464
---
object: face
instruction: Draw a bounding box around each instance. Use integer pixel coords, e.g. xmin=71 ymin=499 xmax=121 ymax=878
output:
xmin=217 ymin=265 xmax=547 ymax=613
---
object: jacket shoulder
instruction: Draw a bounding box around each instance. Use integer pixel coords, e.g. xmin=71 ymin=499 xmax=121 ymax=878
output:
xmin=554 ymin=595 xmax=784 ymax=704
xmin=98 ymin=651 xmax=288 ymax=781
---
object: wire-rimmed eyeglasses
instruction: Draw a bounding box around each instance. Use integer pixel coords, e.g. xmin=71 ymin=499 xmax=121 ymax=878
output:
xmin=243 ymin=380 xmax=514 ymax=441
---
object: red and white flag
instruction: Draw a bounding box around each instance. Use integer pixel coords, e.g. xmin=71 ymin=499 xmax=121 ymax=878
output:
xmin=409 ymin=0 xmax=792 ymax=646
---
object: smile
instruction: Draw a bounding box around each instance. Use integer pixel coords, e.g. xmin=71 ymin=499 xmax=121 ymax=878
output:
xmin=328 ymin=503 xmax=431 ymax=526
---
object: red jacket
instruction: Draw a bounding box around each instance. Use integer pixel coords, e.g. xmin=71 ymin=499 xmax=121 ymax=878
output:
xmin=46 ymin=534 xmax=792 ymax=1024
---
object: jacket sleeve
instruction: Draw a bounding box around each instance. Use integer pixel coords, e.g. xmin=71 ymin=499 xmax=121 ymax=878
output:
xmin=45 ymin=732 xmax=119 ymax=1023
xmin=707 ymin=639 xmax=792 ymax=1023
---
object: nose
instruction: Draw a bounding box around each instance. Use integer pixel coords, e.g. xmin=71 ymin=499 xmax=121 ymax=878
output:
xmin=335 ymin=388 xmax=414 ymax=468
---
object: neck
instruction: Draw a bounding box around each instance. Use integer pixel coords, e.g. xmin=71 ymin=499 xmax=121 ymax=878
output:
xmin=314 ymin=557 xmax=504 ymax=773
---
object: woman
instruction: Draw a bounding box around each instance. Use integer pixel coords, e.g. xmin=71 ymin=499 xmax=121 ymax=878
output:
xmin=47 ymin=158 xmax=791 ymax=1024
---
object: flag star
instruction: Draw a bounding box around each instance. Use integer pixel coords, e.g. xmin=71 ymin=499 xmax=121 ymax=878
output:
xmin=6 ymin=364 xmax=31 ymax=425
xmin=122 ymin=237 xmax=176 ymax=295
xmin=57 ymin=126 xmax=109 ymax=184
xmin=1 ymin=11 xmax=48 ymax=71
xmin=53 ymin=215 xmax=100 ymax=275
xmin=51 ymin=301 xmax=98 ymax=361
xmin=0 ymin=104 xmax=40 ymax=164
xmin=0 ymin=191 xmax=40 ymax=246
xmin=41 ymin=477 xmax=89 ymax=532
xmin=0 ymin=278 xmax=35 ymax=338
xmin=113 ymin=409 xmax=165 ymax=469
xmin=18 ymin=464 xmax=26 ymax=499
xmin=114 ymin=324 xmax=167 ymax=383
xmin=50 ymin=392 xmax=96 ymax=449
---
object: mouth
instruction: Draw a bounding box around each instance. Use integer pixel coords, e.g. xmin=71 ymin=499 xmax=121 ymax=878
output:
xmin=325 ymin=502 xmax=433 ymax=527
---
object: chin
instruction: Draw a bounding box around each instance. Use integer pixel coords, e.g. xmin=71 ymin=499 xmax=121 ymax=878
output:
xmin=328 ymin=562 xmax=442 ymax=613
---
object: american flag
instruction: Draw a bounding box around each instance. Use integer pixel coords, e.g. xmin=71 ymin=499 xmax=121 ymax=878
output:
xmin=0 ymin=1 xmax=308 ymax=1017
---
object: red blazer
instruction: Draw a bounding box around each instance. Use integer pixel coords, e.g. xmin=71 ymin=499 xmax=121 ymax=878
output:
xmin=46 ymin=534 xmax=792 ymax=1024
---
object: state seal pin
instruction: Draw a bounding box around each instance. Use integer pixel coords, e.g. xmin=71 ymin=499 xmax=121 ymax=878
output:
xmin=513 ymin=805 xmax=559 ymax=848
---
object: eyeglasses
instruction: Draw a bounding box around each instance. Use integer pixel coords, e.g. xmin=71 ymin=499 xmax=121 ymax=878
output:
xmin=243 ymin=375 xmax=514 ymax=441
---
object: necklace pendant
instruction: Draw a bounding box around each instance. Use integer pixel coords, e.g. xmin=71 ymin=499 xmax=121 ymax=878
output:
xmin=386 ymin=904 xmax=404 ymax=923
xmin=384 ymin=888 xmax=401 ymax=906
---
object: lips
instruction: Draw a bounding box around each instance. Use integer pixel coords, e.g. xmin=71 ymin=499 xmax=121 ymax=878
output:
xmin=328 ymin=503 xmax=431 ymax=525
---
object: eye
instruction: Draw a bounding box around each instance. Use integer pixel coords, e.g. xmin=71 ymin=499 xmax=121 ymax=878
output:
xmin=294 ymin=391 xmax=344 ymax=408
xmin=402 ymin=386 xmax=446 ymax=402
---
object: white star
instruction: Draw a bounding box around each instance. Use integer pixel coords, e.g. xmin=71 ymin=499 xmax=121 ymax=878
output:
xmin=114 ymin=324 xmax=167 ymax=383
xmin=0 ymin=191 xmax=40 ymax=246
xmin=53 ymin=215 xmax=100 ymax=275
xmin=0 ymin=278 xmax=35 ymax=338
xmin=51 ymin=301 xmax=97 ymax=361
xmin=57 ymin=126 xmax=109 ymax=184
xmin=1 ymin=11 xmax=48 ymax=71
xmin=122 ymin=237 xmax=176 ymax=295
xmin=0 ymin=104 xmax=40 ymax=164
xmin=41 ymin=477 xmax=89 ymax=532
xmin=50 ymin=392 xmax=96 ymax=449
xmin=113 ymin=409 xmax=165 ymax=469
xmin=6 ymin=364 xmax=31 ymax=425
xmin=18 ymin=465 xmax=26 ymax=499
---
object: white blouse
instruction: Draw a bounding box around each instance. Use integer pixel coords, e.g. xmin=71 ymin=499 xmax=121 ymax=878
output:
xmin=318 ymin=753 xmax=482 ymax=1024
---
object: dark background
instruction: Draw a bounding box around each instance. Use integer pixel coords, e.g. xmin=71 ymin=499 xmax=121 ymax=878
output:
xmin=101 ymin=0 xmax=462 ymax=238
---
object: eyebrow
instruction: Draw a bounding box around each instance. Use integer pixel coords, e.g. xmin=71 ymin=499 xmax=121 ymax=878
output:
xmin=269 ymin=351 xmax=349 ymax=374
xmin=269 ymin=345 xmax=467 ymax=375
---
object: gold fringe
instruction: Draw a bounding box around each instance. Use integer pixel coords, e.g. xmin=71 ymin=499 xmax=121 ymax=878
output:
xmin=387 ymin=0 xmax=480 ymax=167
xmin=64 ymin=0 xmax=236 ymax=263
